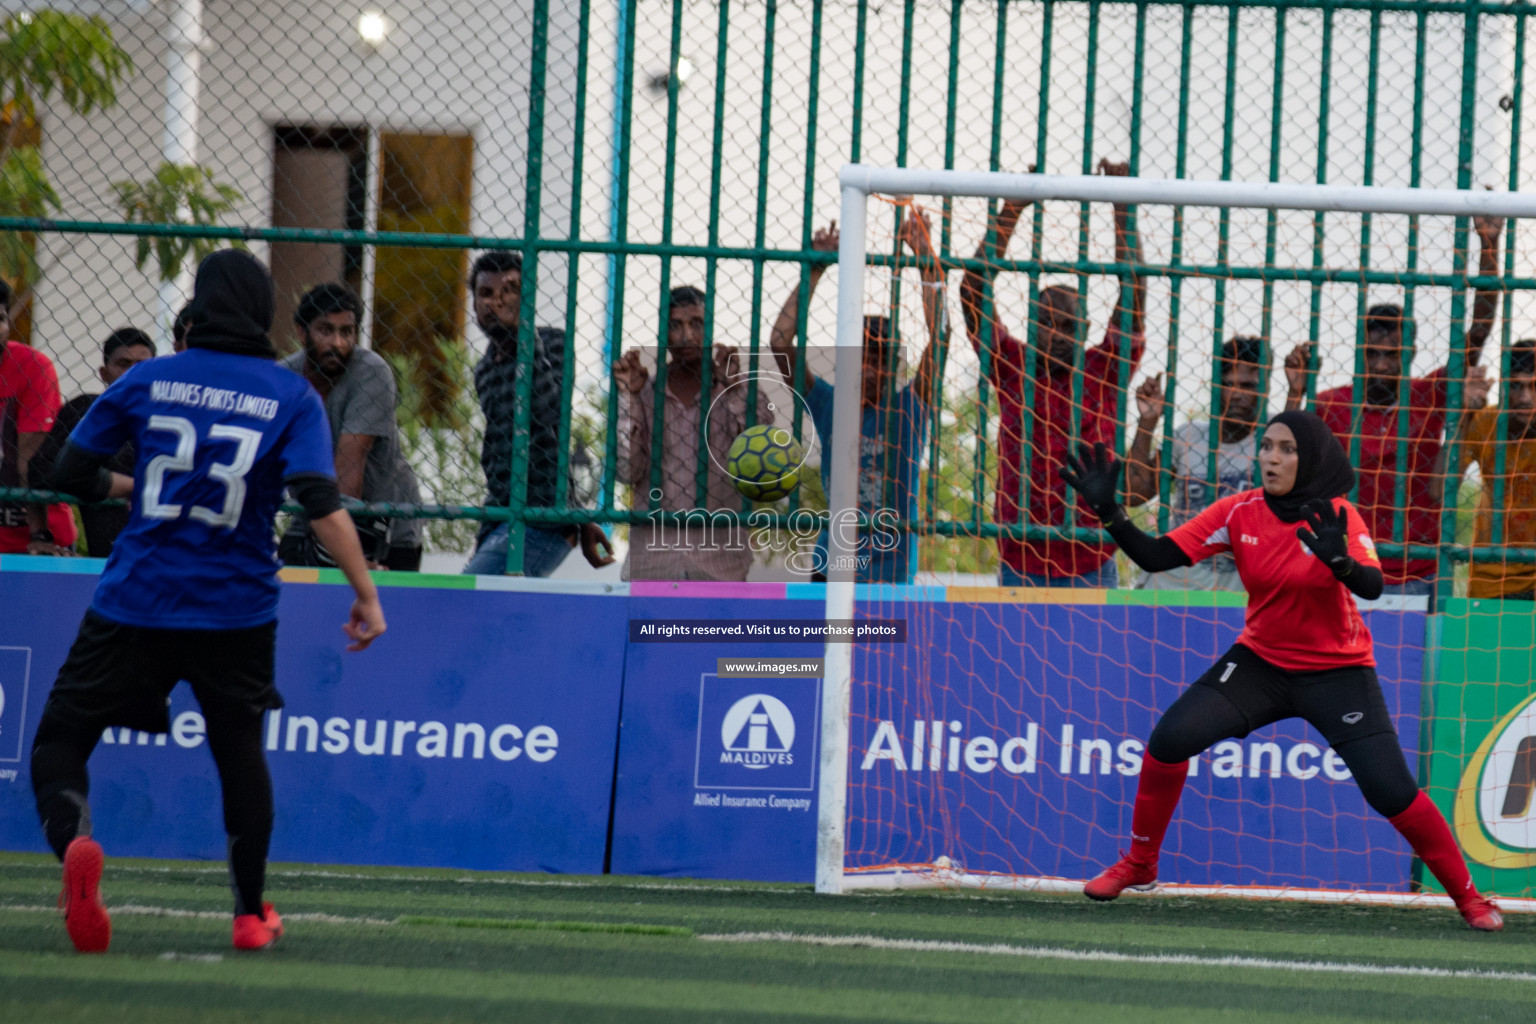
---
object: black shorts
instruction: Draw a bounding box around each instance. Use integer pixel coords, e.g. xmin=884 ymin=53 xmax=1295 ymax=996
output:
xmin=1192 ymin=642 xmax=1397 ymax=749
xmin=42 ymin=609 xmax=281 ymax=734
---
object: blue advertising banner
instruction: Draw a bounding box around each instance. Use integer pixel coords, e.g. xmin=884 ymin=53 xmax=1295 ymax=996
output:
xmin=609 ymin=596 xmax=827 ymax=881
xmin=0 ymin=571 xmax=627 ymax=873
xmin=845 ymin=603 xmax=1427 ymax=892
xmin=614 ymin=598 xmax=1425 ymax=889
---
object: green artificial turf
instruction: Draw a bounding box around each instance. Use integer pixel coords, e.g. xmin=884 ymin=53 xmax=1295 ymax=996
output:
xmin=1 ymin=852 xmax=1532 ymax=1023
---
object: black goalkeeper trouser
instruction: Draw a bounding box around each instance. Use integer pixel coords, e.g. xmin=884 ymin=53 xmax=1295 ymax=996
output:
xmin=1145 ymin=643 xmax=1420 ymax=819
xmin=31 ymin=611 xmax=280 ymax=917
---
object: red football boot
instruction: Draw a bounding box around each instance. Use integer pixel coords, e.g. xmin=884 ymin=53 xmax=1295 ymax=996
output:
xmin=1083 ymin=852 xmax=1158 ymax=901
xmin=61 ymin=837 xmax=110 ymax=953
xmin=232 ymin=903 xmax=284 ymax=951
xmin=1456 ymin=895 xmax=1504 ymax=932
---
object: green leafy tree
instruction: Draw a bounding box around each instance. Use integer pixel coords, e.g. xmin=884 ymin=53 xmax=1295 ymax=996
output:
xmin=0 ymin=11 xmax=241 ymax=294
xmin=114 ymin=163 xmax=243 ymax=283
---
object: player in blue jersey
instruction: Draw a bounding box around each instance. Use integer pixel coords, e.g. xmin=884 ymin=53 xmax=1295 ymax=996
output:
xmin=30 ymin=250 xmax=387 ymax=953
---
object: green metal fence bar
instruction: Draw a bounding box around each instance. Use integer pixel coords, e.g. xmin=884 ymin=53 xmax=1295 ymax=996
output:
xmin=600 ymin=0 xmax=639 ymax=515
xmin=787 ymin=0 xmax=823 ymax=523
xmin=1156 ymin=3 xmax=1197 ymax=535
xmin=1308 ymin=4 xmax=1334 ymax=504
xmin=1491 ymin=14 xmax=1524 ymax=549
xmin=1069 ymin=0 xmax=1101 ymax=482
xmin=1438 ymin=0 xmax=1485 ymax=605
xmin=503 ymin=0 xmax=553 ymax=576
xmin=926 ymin=0 xmax=965 ymax=550
xmin=1207 ymin=3 xmax=1241 ymax=512
xmin=10 ymin=211 xmax=1536 ymax=291
xmin=703 ymin=0 xmax=732 ymax=521
xmin=1257 ymin=6 xmax=1287 ymax=439
xmin=1396 ymin=10 xmax=1428 ymax=563
xmin=1020 ymin=0 xmax=1046 ymax=540
xmin=885 ymin=0 xmax=918 ymax=525
xmin=1113 ymin=0 xmax=1147 ymax=478
xmin=648 ymin=0 xmax=685 ymax=515
xmin=743 ymin=0 xmax=779 ymax=523
xmin=982 ymin=0 xmax=1016 ymax=552
xmin=1355 ymin=9 xmax=1380 ymax=525
xmin=553 ymin=0 xmax=593 ymax=516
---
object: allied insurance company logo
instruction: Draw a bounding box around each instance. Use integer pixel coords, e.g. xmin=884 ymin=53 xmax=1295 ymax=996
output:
xmin=1455 ymin=691 xmax=1536 ymax=868
xmin=719 ymin=694 xmax=796 ymax=769
xmin=694 ymin=675 xmax=819 ymax=792
xmin=0 ymin=646 xmax=34 ymax=763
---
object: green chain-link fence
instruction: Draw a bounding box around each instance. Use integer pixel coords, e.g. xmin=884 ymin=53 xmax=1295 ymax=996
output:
xmin=0 ymin=1 xmax=1531 ymax=590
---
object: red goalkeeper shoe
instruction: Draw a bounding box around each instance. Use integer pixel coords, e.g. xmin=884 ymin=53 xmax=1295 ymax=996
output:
xmin=1456 ymin=895 xmax=1504 ymax=932
xmin=61 ymin=837 xmax=110 ymax=953
xmin=232 ymin=903 xmax=284 ymax=951
xmin=1083 ymin=852 xmax=1158 ymax=901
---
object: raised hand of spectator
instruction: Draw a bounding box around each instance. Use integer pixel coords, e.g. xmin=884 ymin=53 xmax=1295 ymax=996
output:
xmin=1474 ymin=208 xmax=1504 ymax=247
xmin=1464 ymin=364 xmax=1492 ymax=410
xmin=614 ymin=349 xmax=648 ymax=394
xmin=711 ymin=344 xmax=739 ymax=383
xmin=1284 ymin=342 xmax=1315 ymax=401
xmin=1097 ymin=158 xmax=1131 ymax=178
xmin=578 ymin=522 xmax=615 ymax=568
xmin=996 ymin=165 xmax=1038 ymax=227
xmin=1135 ymin=373 xmax=1165 ymax=428
xmin=811 ymin=221 xmax=839 ymax=254
xmin=898 ymin=206 xmax=936 ymax=259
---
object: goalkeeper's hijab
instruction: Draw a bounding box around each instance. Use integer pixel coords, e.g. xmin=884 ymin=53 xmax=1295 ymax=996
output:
xmin=1262 ymin=409 xmax=1356 ymax=524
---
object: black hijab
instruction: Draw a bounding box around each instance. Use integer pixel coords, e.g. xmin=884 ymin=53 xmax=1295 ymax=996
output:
xmin=182 ymin=249 xmax=277 ymax=358
xmin=1262 ymin=409 xmax=1356 ymax=523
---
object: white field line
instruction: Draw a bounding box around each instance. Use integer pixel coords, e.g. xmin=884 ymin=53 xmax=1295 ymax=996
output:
xmin=843 ymin=868 xmax=1536 ymax=914
xmin=0 ymin=903 xmax=395 ymax=926
xmin=700 ymin=931 xmax=1536 ymax=984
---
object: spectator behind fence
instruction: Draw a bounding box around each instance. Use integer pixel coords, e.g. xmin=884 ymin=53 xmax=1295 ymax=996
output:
xmin=1125 ymin=336 xmax=1308 ymax=591
xmin=1313 ymin=214 xmax=1502 ymax=596
xmin=960 ymin=160 xmax=1146 ymax=588
xmin=0 ymin=280 xmax=78 ymax=555
xmin=768 ymin=209 xmax=947 ymax=583
xmin=37 ymin=328 xmax=154 ymax=557
xmin=1458 ymin=340 xmax=1536 ymax=599
xmin=463 ymin=251 xmax=613 ymax=576
xmin=614 ymin=286 xmax=772 ymax=581
xmin=172 ymin=303 xmax=192 ymax=353
xmin=277 ymin=284 xmax=424 ymax=571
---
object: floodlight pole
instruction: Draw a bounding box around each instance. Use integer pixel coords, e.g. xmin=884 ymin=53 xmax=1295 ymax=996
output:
xmin=815 ymin=182 xmax=867 ymax=895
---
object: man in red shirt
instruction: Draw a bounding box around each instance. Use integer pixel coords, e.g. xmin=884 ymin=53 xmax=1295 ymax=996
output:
xmin=1313 ymin=215 xmax=1501 ymax=595
xmin=960 ymin=160 xmax=1145 ymax=586
xmin=0 ymin=281 xmax=77 ymax=555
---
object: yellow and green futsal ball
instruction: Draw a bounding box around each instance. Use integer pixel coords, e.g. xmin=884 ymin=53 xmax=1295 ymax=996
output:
xmin=725 ymin=424 xmax=804 ymax=502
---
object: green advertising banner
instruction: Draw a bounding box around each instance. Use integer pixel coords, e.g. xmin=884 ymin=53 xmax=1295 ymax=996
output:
xmin=1426 ymin=599 xmax=1536 ymax=897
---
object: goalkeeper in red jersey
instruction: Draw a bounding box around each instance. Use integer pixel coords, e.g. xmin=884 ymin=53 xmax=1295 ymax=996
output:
xmin=1060 ymin=409 xmax=1502 ymax=931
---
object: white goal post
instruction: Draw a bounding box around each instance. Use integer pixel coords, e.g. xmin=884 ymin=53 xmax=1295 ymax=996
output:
xmin=815 ymin=165 xmax=1536 ymax=898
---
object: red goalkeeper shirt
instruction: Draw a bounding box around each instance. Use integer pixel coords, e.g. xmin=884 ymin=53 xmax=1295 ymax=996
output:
xmin=1168 ymin=490 xmax=1380 ymax=671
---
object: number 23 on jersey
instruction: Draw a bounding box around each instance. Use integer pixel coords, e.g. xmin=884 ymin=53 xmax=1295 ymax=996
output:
xmin=141 ymin=414 xmax=262 ymax=528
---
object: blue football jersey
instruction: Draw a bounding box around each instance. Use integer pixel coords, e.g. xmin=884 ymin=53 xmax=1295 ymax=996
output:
xmin=71 ymin=348 xmax=335 ymax=629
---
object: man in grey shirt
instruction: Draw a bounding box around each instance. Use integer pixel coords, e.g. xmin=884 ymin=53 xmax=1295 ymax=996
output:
xmin=278 ymin=283 xmax=424 ymax=570
xmin=1125 ymin=336 xmax=1308 ymax=591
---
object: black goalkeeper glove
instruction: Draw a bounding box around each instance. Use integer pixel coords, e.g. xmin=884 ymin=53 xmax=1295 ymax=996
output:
xmin=1296 ymin=499 xmax=1354 ymax=576
xmin=1059 ymin=442 xmax=1123 ymax=523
